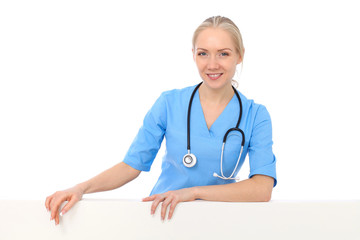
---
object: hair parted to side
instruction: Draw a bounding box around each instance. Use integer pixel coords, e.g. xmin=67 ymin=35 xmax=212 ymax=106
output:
xmin=192 ymin=16 xmax=244 ymax=88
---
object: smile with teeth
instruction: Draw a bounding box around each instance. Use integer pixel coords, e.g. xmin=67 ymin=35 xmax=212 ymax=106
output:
xmin=207 ymin=73 xmax=223 ymax=80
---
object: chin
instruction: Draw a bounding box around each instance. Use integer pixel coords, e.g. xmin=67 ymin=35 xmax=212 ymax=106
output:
xmin=202 ymin=78 xmax=231 ymax=90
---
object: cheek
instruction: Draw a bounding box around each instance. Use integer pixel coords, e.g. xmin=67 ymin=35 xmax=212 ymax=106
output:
xmin=226 ymin=61 xmax=238 ymax=74
xmin=195 ymin=60 xmax=206 ymax=72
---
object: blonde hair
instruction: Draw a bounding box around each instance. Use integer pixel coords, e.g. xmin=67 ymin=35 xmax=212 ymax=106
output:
xmin=192 ymin=16 xmax=244 ymax=88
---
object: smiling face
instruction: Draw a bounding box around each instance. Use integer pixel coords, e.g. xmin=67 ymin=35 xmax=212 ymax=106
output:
xmin=193 ymin=27 xmax=242 ymax=91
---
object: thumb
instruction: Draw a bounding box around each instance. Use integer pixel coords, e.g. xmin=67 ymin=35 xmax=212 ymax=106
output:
xmin=60 ymin=195 xmax=80 ymax=216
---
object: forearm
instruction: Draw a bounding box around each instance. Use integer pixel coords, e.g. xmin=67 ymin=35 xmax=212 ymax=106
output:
xmin=193 ymin=175 xmax=274 ymax=202
xmin=77 ymin=162 xmax=141 ymax=194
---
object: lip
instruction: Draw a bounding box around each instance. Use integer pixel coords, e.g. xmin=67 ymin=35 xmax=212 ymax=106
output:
xmin=207 ymin=73 xmax=223 ymax=80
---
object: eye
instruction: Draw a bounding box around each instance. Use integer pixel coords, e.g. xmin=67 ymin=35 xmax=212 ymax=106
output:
xmin=220 ymin=52 xmax=229 ymax=56
xmin=197 ymin=52 xmax=207 ymax=56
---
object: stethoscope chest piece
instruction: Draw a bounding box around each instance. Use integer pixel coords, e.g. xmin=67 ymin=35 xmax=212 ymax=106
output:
xmin=183 ymin=153 xmax=197 ymax=168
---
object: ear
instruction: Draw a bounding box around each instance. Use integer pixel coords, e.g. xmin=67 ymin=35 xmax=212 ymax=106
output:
xmin=237 ymin=48 xmax=245 ymax=64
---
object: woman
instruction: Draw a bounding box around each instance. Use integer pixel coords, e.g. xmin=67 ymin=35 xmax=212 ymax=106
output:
xmin=45 ymin=16 xmax=277 ymax=225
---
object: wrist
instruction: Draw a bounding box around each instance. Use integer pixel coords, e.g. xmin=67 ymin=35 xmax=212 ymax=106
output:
xmin=75 ymin=182 xmax=88 ymax=195
xmin=192 ymin=186 xmax=201 ymax=200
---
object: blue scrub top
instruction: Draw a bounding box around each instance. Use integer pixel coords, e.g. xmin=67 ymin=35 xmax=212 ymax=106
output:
xmin=123 ymin=84 xmax=277 ymax=196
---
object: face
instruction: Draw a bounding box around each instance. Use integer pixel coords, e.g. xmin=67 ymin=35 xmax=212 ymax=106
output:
xmin=193 ymin=28 xmax=242 ymax=91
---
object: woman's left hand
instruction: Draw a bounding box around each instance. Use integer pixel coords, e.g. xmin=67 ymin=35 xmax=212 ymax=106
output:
xmin=142 ymin=187 xmax=197 ymax=220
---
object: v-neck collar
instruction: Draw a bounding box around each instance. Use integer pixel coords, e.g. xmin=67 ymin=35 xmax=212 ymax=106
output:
xmin=193 ymin=90 xmax=238 ymax=137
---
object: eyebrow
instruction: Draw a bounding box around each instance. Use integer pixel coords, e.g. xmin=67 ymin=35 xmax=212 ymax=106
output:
xmin=196 ymin=48 xmax=233 ymax=52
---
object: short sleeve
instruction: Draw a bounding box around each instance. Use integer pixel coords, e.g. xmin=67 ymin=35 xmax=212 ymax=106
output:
xmin=248 ymin=105 xmax=277 ymax=187
xmin=122 ymin=93 xmax=167 ymax=171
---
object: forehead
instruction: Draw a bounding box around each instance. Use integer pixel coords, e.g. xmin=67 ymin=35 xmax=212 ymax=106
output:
xmin=195 ymin=28 xmax=235 ymax=50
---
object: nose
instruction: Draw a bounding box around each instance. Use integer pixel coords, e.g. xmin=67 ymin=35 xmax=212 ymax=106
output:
xmin=207 ymin=56 xmax=219 ymax=70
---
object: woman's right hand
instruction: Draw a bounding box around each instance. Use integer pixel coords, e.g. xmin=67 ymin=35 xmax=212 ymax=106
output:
xmin=45 ymin=185 xmax=85 ymax=225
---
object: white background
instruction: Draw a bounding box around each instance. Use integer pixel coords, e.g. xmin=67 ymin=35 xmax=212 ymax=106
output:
xmin=1 ymin=0 xmax=359 ymax=201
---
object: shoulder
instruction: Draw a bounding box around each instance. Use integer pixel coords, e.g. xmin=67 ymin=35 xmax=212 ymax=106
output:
xmin=157 ymin=84 xmax=198 ymax=105
xmin=236 ymin=89 xmax=271 ymax=123
xmin=160 ymin=85 xmax=197 ymax=99
xmin=149 ymin=85 xmax=198 ymax=115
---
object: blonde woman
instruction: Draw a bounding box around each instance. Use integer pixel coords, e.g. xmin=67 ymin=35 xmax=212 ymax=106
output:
xmin=46 ymin=16 xmax=277 ymax=224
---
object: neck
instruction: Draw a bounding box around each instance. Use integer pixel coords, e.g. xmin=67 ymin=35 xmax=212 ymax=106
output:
xmin=198 ymin=82 xmax=234 ymax=104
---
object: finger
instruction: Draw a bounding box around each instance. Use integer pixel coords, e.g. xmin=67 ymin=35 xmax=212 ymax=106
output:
xmin=142 ymin=195 xmax=156 ymax=202
xmin=150 ymin=195 xmax=165 ymax=215
xmin=45 ymin=195 xmax=53 ymax=211
xmin=150 ymin=197 xmax=161 ymax=215
xmin=168 ymin=200 xmax=179 ymax=220
xmin=60 ymin=196 xmax=79 ymax=216
xmin=55 ymin=212 xmax=60 ymax=225
xmin=50 ymin=199 xmax=60 ymax=221
xmin=161 ymin=197 xmax=173 ymax=220
xmin=50 ymin=193 xmax=69 ymax=221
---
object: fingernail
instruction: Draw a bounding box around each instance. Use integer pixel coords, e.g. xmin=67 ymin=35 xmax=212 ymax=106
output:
xmin=60 ymin=211 xmax=64 ymax=217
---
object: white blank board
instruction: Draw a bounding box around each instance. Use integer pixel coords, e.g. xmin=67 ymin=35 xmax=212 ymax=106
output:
xmin=0 ymin=199 xmax=359 ymax=240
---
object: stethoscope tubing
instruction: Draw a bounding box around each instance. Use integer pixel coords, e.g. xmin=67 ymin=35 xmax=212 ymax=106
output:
xmin=184 ymin=82 xmax=245 ymax=180
xmin=186 ymin=82 xmax=202 ymax=151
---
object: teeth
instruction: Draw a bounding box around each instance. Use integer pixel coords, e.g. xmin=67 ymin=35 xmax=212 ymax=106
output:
xmin=209 ymin=74 xmax=221 ymax=77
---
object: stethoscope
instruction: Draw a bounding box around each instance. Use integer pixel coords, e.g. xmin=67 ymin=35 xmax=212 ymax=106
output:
xmin=182 ymin=82 xmax=245 ymax=180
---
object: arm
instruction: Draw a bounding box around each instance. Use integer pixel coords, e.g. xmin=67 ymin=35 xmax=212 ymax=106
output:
xmin=193 ymin=174 xmax=274 ymax=202
xmin=45 ymin=162 xmax=140 ymax=225
xmin=143 ymin=174 xmax=274 ymax=220
xmin=46 ymin=93 xmax=167 ymax=225
xmin=78 ymin=162 xmax=141 ymax=194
